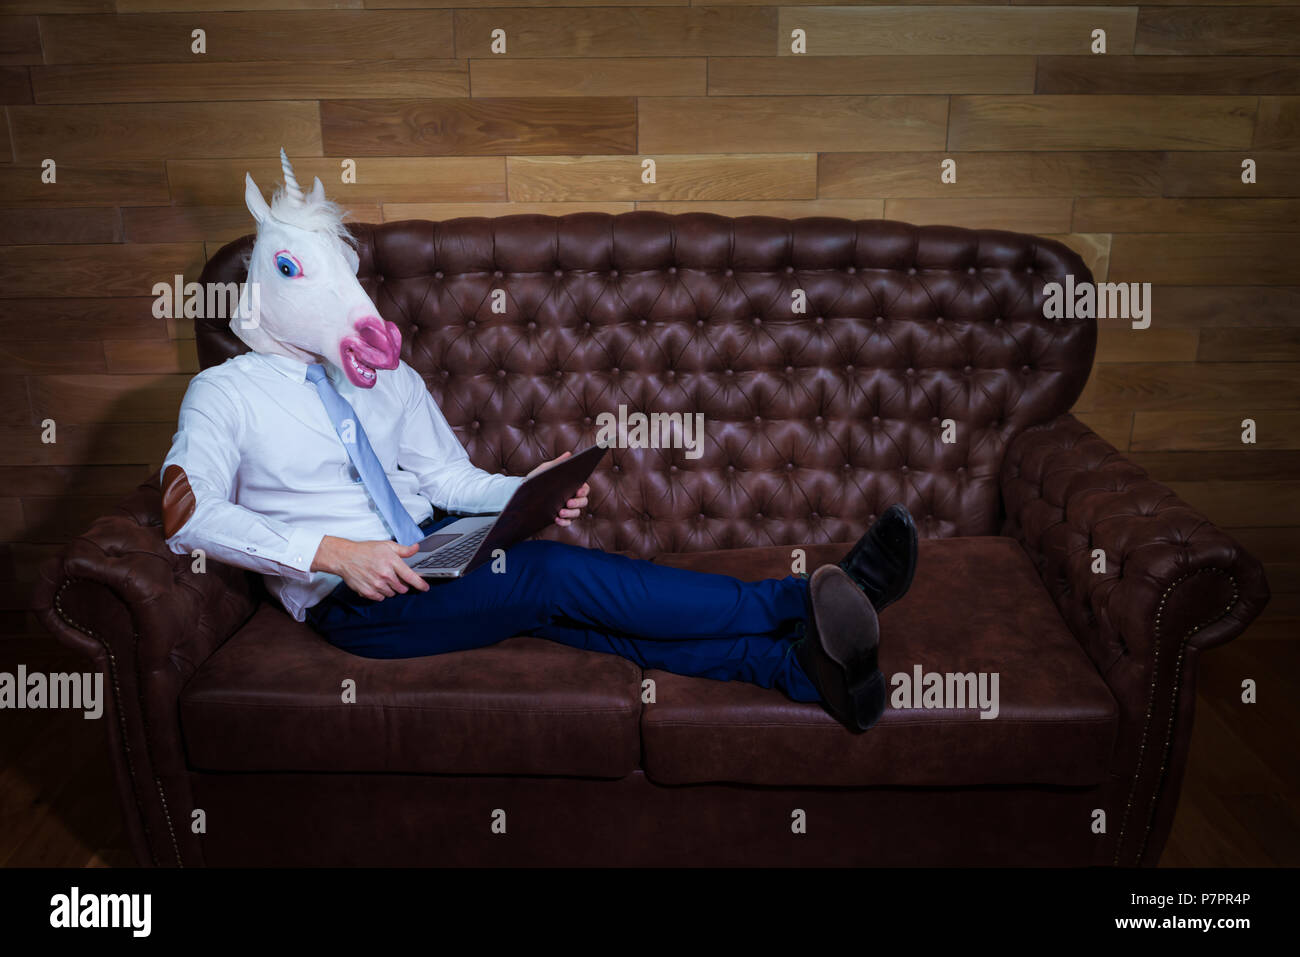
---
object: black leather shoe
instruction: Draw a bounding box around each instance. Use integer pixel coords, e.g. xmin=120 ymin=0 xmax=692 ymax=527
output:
xmin=796 ymin=565 xmax=887 ymax=733
xmin=838 ymin=504 xmax=918 ymax=613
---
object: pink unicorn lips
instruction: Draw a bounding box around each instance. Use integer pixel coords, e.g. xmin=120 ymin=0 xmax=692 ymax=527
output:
xmin=340 ymin=316 xmax=402 ymax=389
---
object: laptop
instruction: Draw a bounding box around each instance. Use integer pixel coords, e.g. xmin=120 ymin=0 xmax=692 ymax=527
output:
xmin=403 ymin=442 xmax=608 ymax=578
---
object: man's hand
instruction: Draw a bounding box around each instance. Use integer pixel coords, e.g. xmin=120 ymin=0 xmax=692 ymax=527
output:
xmin=312 ymin=536 xmax=430 ymax=601
xmin=527 ymin=451 xmax=591 ymax=527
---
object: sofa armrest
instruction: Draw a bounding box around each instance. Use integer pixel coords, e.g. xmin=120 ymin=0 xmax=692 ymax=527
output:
xmin=32 ymin=478 xmax=258 ymax=867
xmin=1000 ymin=413 xmax=1269 ymax=865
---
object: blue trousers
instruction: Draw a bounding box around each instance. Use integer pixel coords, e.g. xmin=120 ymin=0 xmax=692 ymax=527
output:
xmin=305 ymin=539 xmax=822 ymax=702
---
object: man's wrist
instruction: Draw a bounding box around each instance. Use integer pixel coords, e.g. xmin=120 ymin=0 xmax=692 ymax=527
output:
xmin=311 ymin=535 xmax=343 ymax=574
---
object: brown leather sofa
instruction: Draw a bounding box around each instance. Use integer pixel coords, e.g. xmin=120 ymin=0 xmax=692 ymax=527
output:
xmin=34 ymin=213 xmax=1269 ymax=866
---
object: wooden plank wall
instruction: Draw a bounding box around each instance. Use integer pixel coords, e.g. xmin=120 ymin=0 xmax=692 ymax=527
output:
xmin=1 ymin=2 xmax=1297 ymax=646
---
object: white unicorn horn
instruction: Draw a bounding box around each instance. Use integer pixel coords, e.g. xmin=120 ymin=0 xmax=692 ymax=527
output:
xmin=279 ymin=148 xmax=304 ymax=205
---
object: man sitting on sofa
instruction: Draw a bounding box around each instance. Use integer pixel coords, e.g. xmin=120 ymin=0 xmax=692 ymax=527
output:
xmin=159 ymin=152 xmax=919 ymax=734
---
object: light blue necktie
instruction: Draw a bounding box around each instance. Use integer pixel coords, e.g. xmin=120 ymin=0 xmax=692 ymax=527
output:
xmin=305 ymin=363 xmax=425 ymax=546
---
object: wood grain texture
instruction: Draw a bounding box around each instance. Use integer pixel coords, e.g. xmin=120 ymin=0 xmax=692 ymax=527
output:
xmin=31 ymin=60 xmax=469 ymax=104
xmin=1109 ymin=234 xmax=1300 ymax=285
xmin=0 ymin=243 xmax=205 ymax=299
xmin=40 ymin=11 xmax=454 ymax=63
xmin=1198 ymin=328 xmax=1300 ymax=362
xmin=471 ymin=58 xmax=705 ymax=97
xmin=949 ymin=95 xmax=1257 ymax=150
xmin=820 ymin=152 xmax=1163 ymax=198
xmin=1075 ymin=411 xmax=1134 ymax=451
xmin=1161 ymin=152 xmax=1300 ymax=197
xmin=0 ymin=467 xmax=147 ymax=501
xmin=1125 ymin=451 xmax=1300 ymax=480
xmin=165 ymin=316 xmax=193 ymax=341
xmin=0 ymin=17 xmax=42 ymax=66
xmin=1073 ymin=198 xmax=1300 ymax=233
xmin=0 ymin=67 xmax=31 ymax=104
xmin=0 ymin=500 xmax=23 ymax=544
xmin=121 ymin=204 xmax=381 ymax=243
xmin=882 ymin=198 xmax=1071 ymax=233
xmin=383 ymin=202 xmax=637 ymax=220
xmin=0 ymin=208 xmax=118 ymax=245
xmin=8 ymin=0 xmax=117 ymax=10
xmin=8 ymin=102 xmax=322 ymax=161
xmin=453 ymin=6 xmax=775 ymax=58
xmin=1166 ymin=667 xmax=1300 ymax=863
xmin=1036 ymin=56 xmax=1300 ymax=95
xmin=1076 ymin=363 xmax=1300 ymax=412
xmin=118 ymin=1 xmax=363 ymax=9
xmin=0 ymin=424 xmax=176 ymax=466
xmin=0 ymin=298 xmax=160 ymax=340
xmin=1136 ymin=7 xmax=1300 ymax=55
xmin=321 ymin=98 xmax=636 ymax=155
xmin=1150 ymin=287 xmax=1300 ymax=327
xmin=507 ymin=154 xmax=817 ymax=201
xmin=103 ymin=339 xmax=198 ymax=375
xmin=1131 ymin=413 xmax=1300 ymax=451
xmin=776 ymin=6 xmax=1138 ymax=56
xmin=368 ymin=0 xmax=690 ymax=6
xmin=29 ymin=374 xmax=190 ymax=424
xmin=1255 ymin=97 xmax=1300 ymax=149
xmin=709 ymin=56 xmax=1035 ymax=95
xmin=635 ymin=199 xmax=885 ymax=218
xmin=0 ymin=380 xmax=33 ymax=429
xmin=1045 ymin=233 xmax=1111 ymax=281
xmin=781 ymin=0 xmax=1300 ymax=4
xmin=639 ymin=96 xmax=948 ymax=152
xmin=1167 ymin=481 xmax=1299 ymax=527
xmin=0 ymin=341 xmax=105 ymax=375
xmin=0 ymin=163 xmax=169 ymax=207
xmin=1094 ymin=328 xmax=1200 ymax=363
xmin=167 ymin=156 xmax=506 ymax=205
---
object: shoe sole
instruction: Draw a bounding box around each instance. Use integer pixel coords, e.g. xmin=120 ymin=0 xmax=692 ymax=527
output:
xmin=851 ymin=667 xmax=888 ymax=731
xmin=807 ymin=565 xmax=882 ymax=732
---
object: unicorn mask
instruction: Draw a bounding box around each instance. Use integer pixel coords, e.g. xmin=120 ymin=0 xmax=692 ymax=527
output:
xmin=235 ymin=150 xmax=402 ymax=389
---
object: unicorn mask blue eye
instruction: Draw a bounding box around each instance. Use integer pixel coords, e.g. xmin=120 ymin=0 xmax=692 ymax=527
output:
xmin=274 ymin=252 xmax=303 ymax=279
xmin=235 ymin=149 xmax=400 ymax=389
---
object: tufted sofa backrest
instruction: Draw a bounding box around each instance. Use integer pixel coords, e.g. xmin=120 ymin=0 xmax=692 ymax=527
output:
xmin=196 ymin=212 xmax=1096 ymax=556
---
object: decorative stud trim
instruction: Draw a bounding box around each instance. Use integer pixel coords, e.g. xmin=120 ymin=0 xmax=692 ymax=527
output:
xmin=53 ymin=577 xmax=184 ymax=868
xmin=1112 ymin=567 xmax=1239 ymax=866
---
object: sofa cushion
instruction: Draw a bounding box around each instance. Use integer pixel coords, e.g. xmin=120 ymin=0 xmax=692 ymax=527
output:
xmin=180 ymin=605 xmax=643 ymax=777
xmin=642 ymin=537 xmax=1118 ymax=788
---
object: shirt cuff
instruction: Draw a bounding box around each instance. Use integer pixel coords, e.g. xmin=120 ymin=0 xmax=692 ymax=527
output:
xmin=282 ymin=527 xmax=327 ymax=581
xmin=496 ymin=475 xmax=526 ymax=510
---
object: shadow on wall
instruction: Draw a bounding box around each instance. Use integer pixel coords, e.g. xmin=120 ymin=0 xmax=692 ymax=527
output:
xmin=10 ymin=375 xmax=188 ymax=867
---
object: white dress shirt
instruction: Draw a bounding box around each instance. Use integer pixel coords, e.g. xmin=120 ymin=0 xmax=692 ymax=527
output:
xmin=161 ymin=351 xmax=523 ymax=621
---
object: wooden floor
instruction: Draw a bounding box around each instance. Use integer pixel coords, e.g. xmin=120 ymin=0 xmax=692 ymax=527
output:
xmin=0 ymin=635 xmax=132 ymax=868
xmin=1 ymin=626 xmax=1294 ymax=868
xmin=1159 ymin=630 xmax=1300 ymax=867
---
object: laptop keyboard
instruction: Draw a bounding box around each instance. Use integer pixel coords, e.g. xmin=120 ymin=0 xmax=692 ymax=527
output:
xmin=413 ymin=525 xmax=491 ymax=569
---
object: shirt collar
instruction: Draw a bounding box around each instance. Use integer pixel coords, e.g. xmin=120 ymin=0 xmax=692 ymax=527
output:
xmin=255 ymin=351 xmax=312 ymax=384
xmin=255 ymin=350 xmax=363 ymax=397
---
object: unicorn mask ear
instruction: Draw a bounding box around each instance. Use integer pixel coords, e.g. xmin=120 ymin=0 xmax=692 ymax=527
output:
xmin=309 ymin=176 xmax=327 ymax=205
xmin=244 ymin=172 xmax=271 ymax=225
